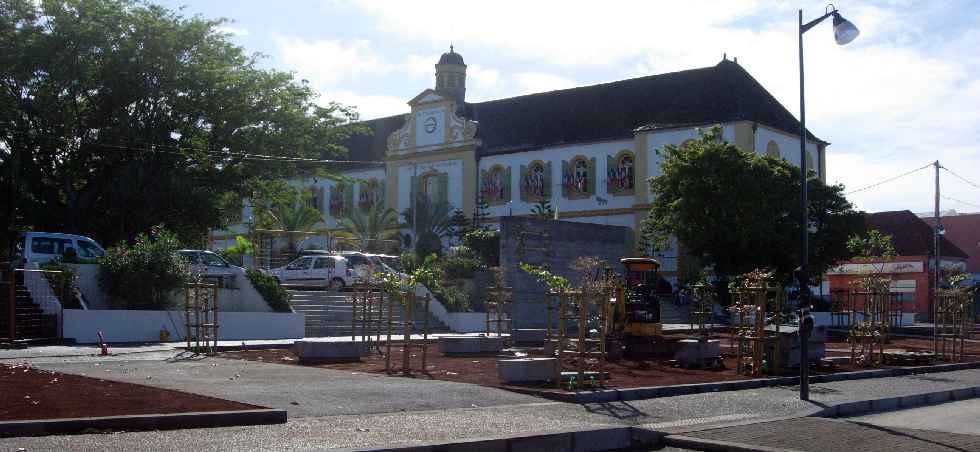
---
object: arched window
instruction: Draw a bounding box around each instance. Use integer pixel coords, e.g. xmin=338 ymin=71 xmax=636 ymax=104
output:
xmin=520 ymin=160 xmax=549 ymax=201
xmin=607 ymin=150 xmax=635 ymax=195
xmin=766 ymin=140 xmax=781 ymax=159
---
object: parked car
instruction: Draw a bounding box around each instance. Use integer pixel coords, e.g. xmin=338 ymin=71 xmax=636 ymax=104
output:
xmin=176 ymin=249 xmax=245 ymax=288
xmin=264 ymin=254 xmax=353 ymax=291
xmin=13 ymin=232 xmax=105 ymax=266
xmin=337 ymin=251 xmax=404 ymax=279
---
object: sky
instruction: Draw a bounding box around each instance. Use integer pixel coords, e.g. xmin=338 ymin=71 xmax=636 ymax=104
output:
xmin=156 ymin=0 xmax=980 ymax=215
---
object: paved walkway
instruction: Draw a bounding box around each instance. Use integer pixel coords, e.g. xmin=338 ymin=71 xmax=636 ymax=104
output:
xmin=2 ymin=345 xmax=980 ymax=450
xmin=852 ymin=398 xmax=980 ymax=436
xmin=679 ymin=417 xmax=980 ymax=452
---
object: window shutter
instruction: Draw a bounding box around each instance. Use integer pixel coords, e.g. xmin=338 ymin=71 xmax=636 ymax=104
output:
xmin=480 ymin=168 xmax=488 ymax=201
xmin=587 ymin=157 xmax=597 ymax=195
xmin=503 ymin=166 xmax=511 ymax=202
xmin=561 ymin=160 xmax=570 ymax=197
xmin=344 ymin=185 xmax=354 ymax=217
xmin=437 ymin=172 xmax=449 ymax=205
xmin=606 ymin=155 xmax=616 ymax=193
xmin=410 ymin=175 xmax=418 ymax=212
xmin=544 ymin=161 xmax=553 ymax=198
xmin=519 ymin=165 xmax=528 ymax=202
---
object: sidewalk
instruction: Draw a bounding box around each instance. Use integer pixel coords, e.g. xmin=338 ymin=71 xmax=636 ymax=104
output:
xmin=671 ymin=417 xmax=980 ymax=452
xmin=2 ymin=359 xmax=979 ymax=450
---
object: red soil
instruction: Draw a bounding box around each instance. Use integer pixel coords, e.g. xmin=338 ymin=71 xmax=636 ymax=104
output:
xmin=0 ymin=363 xmax=257 ymax=421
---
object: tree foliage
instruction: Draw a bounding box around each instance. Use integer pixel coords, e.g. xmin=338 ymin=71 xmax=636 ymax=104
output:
xmin=336 ymin=202 xmax=400 ymax=253
xmin=96 ymin=225 xmax=190 ymax=309
xmin=644 ymin=126 xmax=864 ymax=284
xmin=0 ymin=0 xmax=364 ymax=247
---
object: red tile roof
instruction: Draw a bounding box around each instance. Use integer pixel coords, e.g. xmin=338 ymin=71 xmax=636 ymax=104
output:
xmin=868 ymin=210 xmax=968 ymax=259
xmin=923 ymin=213 xmax=980 ymax=272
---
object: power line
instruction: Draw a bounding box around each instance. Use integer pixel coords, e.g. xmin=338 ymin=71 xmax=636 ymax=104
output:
xmin=941 ymin=166 xmax=980 ymax=192
xmin=844 ymin=162 xmax=934 ymax=196
xmin=941 ymin=194 xmax=980 ymax=210
xmin=2 ymin=130 xmax=380 ymax=165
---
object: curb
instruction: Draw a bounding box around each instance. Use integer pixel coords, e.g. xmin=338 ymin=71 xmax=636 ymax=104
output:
xmin=663 ymin=434 xmax=804 ymax=452
xmin=532 ymin=360 xmax=980 ymax=403
xmin=812 ymin=385 xmax=980 ymax=418
xmin=0 ymin=408 xmax=287 ymax=437
xmin=335 ymin=385 xmax=980 ymax=452
xmin=330 ymin=426 xmax=641 ymax=452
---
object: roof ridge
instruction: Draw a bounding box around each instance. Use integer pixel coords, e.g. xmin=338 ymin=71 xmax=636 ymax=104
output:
xmin=467 ymin=63 xmax=723 ymax=108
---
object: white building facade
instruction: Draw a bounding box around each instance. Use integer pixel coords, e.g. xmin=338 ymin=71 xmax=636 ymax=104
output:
xmin=214 ymin=48 xmax=827 ymax=281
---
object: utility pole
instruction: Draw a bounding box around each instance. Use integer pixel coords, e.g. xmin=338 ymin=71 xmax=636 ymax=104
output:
xmin=933 ymin=160 xmax=941 ymax=353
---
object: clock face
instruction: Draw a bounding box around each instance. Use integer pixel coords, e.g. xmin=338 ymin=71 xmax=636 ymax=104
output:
xmin=424 ymin=117 xmax=437 ymax=134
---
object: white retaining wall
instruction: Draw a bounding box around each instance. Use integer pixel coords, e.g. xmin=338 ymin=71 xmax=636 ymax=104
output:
xmin=63 ymin=309 xmax=304 ymax=343
xmin=66 ymin=264 xmax=272 ymax=312
xmin=414 ymin=284 xmax=493 ymax=333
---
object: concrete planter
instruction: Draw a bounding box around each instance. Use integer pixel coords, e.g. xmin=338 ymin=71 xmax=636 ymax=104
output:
xmin=292 ymin=340 xmax=363 ymax=362
xmin=438 ymin=335 xmax=505 ymax=355
xmin=497 ymin=357 xmax=557 ymax=383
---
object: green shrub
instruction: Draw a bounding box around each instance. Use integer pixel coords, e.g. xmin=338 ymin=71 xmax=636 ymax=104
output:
xmin=400 ymin=252 xmax=420 ymax=273
xmin=440 ymin=255 xmax=481 ymax=280
xmin=97 ymin=226 xmax=190 ymax=310
xmin=247 ymin=269 xmax=292 ymax=312
xmin=431 ymin=284 xmax=471 ymax=312
xmin=220 ymin=236 xmax=254 ymax=266
xmin=415 ymin=231 xmax=443 ymax=260
xmin=40 ymin=259 xmax=82 ymax=309
xmin=463 ymin=229 xmax=499 ymax=266
xmin=446 ymin=245 xmax=475 ymax=259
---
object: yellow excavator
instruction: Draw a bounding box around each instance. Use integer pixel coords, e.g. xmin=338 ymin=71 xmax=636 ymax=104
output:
xmin=609 ymin=257 xmax=664 ymax=358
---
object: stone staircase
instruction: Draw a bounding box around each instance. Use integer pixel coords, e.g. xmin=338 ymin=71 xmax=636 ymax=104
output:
xmin=0 ymin=274 xmax=58 ymax=343
xmin=287 ymin=289 xmax=449 ymax=338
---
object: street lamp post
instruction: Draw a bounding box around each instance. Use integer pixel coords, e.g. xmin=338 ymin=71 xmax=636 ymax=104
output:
xmin=797 ymin=5 xmax=859 ymax=401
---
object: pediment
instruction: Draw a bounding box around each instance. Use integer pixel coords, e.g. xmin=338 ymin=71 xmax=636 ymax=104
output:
xmin=409 ymin=89 xmax=447 ymax=106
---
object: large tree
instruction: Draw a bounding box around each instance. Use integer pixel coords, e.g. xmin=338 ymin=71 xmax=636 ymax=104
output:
xmin=643 ymin=126 xmax=864 ymax=285
xmin=0 ymin=0 xmax=364 ymax=248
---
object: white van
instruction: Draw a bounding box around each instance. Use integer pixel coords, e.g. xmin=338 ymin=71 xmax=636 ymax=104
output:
xmin=264 ymin=254 xmax=354 ymax=291
xmin=14 ymin=232 xmax=106 ymax=266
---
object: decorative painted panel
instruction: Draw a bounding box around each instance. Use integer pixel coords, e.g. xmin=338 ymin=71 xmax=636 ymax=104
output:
xmin=358 ymin=178 xmax=384 ymax=211
xmin=606 ymin=150 xmax=635 ymax=196
xmin=329 ymin=183 xmax=353 ymax=218
xmin=520 ymin=160 xmax=550 ymax=202
xmin=561 ymin=156 xmax=596 ymax=199
xmin=479 ymin=164 xmax=511 ymax=205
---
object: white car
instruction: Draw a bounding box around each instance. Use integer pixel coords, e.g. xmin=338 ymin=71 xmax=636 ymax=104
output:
xmin=176 ymin=250 xmax=245 ymax=289
xmin=13 ymin=232 xmax=106 ymax=266
xmin=265 ymin=254 xmax=353 ymax=291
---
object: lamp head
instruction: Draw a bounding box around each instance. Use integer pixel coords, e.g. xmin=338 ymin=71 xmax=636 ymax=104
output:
xmin=832 ymin=12 xmax=860 ymax=45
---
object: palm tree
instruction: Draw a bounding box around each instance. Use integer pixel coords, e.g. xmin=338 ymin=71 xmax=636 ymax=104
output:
xmin=401 ymin=195 xmax=452 ymax=255
xmin=268 ymin=204 xmax=324 ymax=252
xmin=336 ymin=203 xmax=400 ymax=253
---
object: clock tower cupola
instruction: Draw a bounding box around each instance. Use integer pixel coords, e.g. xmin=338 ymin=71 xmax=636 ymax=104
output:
xmin=435 ymin=45 xmax=466 ymax=107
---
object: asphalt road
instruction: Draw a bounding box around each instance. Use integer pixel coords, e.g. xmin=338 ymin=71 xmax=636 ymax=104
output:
xmin=851 ymin=398 xmax=980 ymax=436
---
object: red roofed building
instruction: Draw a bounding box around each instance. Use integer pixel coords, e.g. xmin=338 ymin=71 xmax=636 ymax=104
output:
xmin=923 ymin=213 xmax=980 ymax=285
xmin=826 ymin=210 xmax=969 ymax=319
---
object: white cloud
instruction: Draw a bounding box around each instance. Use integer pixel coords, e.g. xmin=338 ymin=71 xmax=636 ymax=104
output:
xmin=275 ymin=37 xmax=391 ymax=86
xmin=310 ymin=0 xmax=980 ymax=212
xmin=322 ymin=90 xmax=406 ymax=120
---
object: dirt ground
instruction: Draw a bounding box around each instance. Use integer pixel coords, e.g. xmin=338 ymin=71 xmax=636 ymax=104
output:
xmin=0 ymin=363 xmax=258 ymax=421
xmin=221 ymin=339 xmax=876 ymax=394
